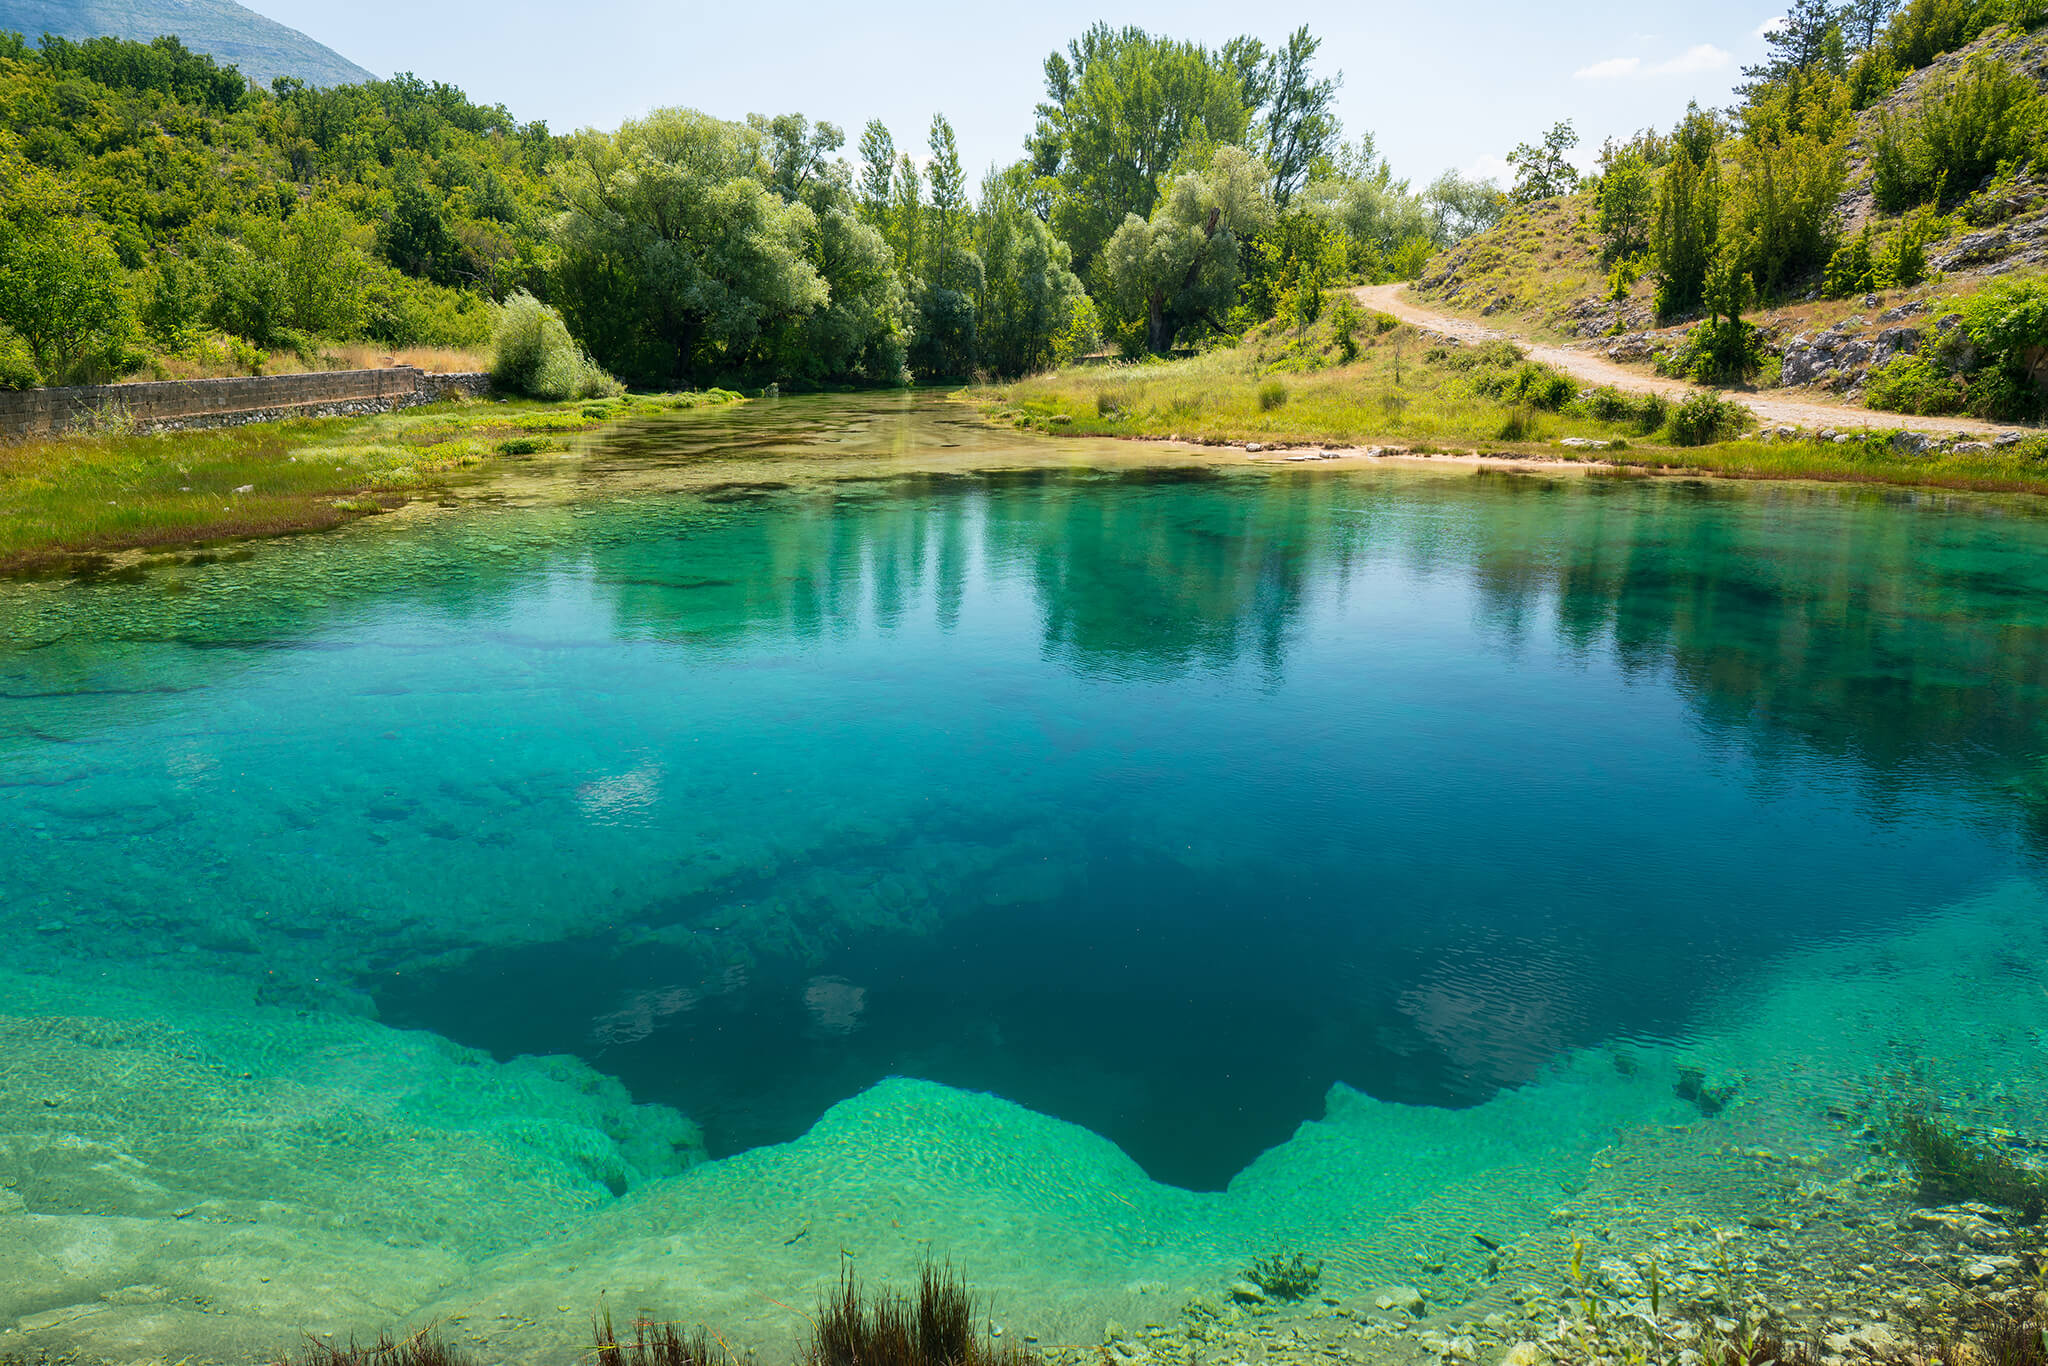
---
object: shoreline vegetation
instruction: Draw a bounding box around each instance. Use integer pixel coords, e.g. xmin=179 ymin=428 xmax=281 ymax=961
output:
xmin=0 ymin=389 xmax=741 ymax=574
xmin=979 ymin=302 xmax=2048 ymax=496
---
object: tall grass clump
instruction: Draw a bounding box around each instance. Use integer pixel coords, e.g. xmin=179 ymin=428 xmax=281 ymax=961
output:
xmin=1891 ymin=1107 xmax=2048 ymax=1219
xmin=1665 ymin=392 xmax=1753 ymax=446
xmin=490 ymin=290 xmax=623 ymax=401
xmin=807 ymin=1261 xmax=1030 ymax=1366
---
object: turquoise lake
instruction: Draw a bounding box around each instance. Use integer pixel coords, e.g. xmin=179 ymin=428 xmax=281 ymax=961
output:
xmin=2 ymin=394 xmax=2047 ymax=1359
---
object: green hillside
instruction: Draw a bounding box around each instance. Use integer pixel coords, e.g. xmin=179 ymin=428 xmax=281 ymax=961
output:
xmin=0 ymin=0 xmax=372 ymax=87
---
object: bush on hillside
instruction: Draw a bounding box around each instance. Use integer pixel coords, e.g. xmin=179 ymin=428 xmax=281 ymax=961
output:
xmin=1954 ymin=275 xmax=2048 ymax=418
xmin=1864 ymin=354 xmax=1969 ymax=414
xmin=490 ymin=291 xmax=623 ymax=401
xmin=1871 ymin=56 xmax=2045 ymax=211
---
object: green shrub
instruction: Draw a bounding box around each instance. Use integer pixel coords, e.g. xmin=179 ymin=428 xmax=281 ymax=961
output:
xmin=1864 ymin=354 xmax=1967 ymax=414
xmin=1872 ymin=57 xmax=2044 ymax=211
xmin=1957 ymin=276 xmax=2048 ymax=418
xmin=1328 ymin=297 xmax=1362 ymax=363
xmin=1257 ymin=380 xmax=1289 ymax=411
xmin=1665 ymin=392 xmax=1753 ymax=446
xmin=1606 ymin=253 xmax=1646 ymax=302
xmin=1823 ymin=229 xmax=1877 ymax=299
xmin=1656 ymin=320 xmax=1763 ymax=385
xmin=1582 ymin=385 xmax=1668 ymax=433
xmin=1471 ymin=361 xmax=1574 ymax=411
xmin=0 ymin=324 xmax=39 ymax=390
xmin=489 ymin=290 xmax=623 ymax=401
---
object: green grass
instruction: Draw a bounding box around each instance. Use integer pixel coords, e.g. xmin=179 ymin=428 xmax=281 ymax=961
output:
xmin=0 ymin=389 xmax=741 ymax=571
xmin=985 ymin=306 xmax=1665 ymax=451
xmin=981 ymin=299 xmax=2048 ymax=495
xmin=1412 ymin=196 xmax=1620 ymax=338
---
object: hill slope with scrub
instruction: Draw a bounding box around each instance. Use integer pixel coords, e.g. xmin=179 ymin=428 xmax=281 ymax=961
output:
xmin=1414 ymin=0 xmax=2048 ymax=423
xmin=0 ymin=0 xmax=371 ymax=86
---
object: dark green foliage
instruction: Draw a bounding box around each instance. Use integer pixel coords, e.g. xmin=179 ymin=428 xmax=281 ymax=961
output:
xmin=1473 ymin=361 xmax=1574 ymax=410
xmin=1742 ymin=0 xmax=1847 ymax=90
xmin=0 ymin=32 xmax=548 ymax=367
xmin=1871 ymin=56 xmax=2045 ymax=211
xmin=34 ymin=32 xmax=248 ymax=111
xmin=1951 ymin=277 xmax=2048 ymax=418
xmin=805 ymin=1261 xmax=1030 ymax=1366
xmin=1583 ymin=385 xmax=1670 ymax=433
xmin=1329 ymin=296 xmax=1362 ymax=363
xmin=1598 ymin=153 xmax=1654 ymax=261
xmin=1246 ymin=1252 xmax=1322 ymax=1300
xmin=594 ymin=1305 xmax=729 ymax=1366
xmin=1256 ymin=379 xmax=1288 ymax=411
xmin=1891 ymin=1107 xmax=2048 ymax=1217
xmin=1864 ymin=353 xmax=1967 ymax=413
xmin=1665 ymin=393 xmax=1754 ymax=446
xmin=1651 ymin=151 xmax=1721 ymax=319
xmin=273 ymin=1329 xmax=473 ymax=1366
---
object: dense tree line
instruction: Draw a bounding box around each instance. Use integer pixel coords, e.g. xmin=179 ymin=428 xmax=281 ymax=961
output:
xmin=0 ymin=22 xmax=1507 ymax=391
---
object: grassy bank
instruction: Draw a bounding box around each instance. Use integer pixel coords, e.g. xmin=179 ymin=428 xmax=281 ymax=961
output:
xmin=0 ymin=390 xmax=741 ymax=573
xmin=980 ymin=303 xmax=2048 ymax=496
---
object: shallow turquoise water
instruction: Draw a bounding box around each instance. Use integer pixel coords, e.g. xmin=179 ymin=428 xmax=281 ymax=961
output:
xmin=4 ymin=394 xmax=2048 ymax=1205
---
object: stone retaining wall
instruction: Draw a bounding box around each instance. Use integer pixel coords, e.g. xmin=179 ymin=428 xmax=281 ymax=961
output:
xmin=0 ymin=368 xmax=492 ymax=439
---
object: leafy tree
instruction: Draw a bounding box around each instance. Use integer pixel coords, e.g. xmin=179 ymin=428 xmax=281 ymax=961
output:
xmin=887 ymin=154 xmax=923 ymax=274
xmin=1743 ymin=0 xmax=1847 ymax=89
xmin=1029 ymin=23 xmax=1251 ymax=273
xmin=0 ymin=183 xmax=135 ymax=383
xmin=1597 ymin=152 xmax=1654 ymax=261
xmin=1651 ymin=145 xmax=1722 ymax=318
xmin=1842 ymin=0 xmax=1902 ymax=48
xmin=1871 ymin=55 xmax=2044 ymax=210
xmin=551 ymin=108 xmax=827 ymax=384
xmin=1103 ymin=145 xmax=1274 ymax=354
xmin=1251 ymin=27 xmax=1342 ymax=206
xmin=1507 ymin=122 xmax=1579 ymax=202
xmin=752 ymin=113 xmax=846 ymax=204
xmin=926 ymin=114 xmax=968 ymax=287
xmin=1725 ymin=129 xmax=1845 ymax=297
xmin=976 ymin=179 xmax=1097 ymax=375
xmin=1421 ymin=170 xmax=1506 ymax=245
xmin=1303 ymin=137 xmax=1434 ymax=277
xmin=856 ymin=120 xmax=895 ymax=227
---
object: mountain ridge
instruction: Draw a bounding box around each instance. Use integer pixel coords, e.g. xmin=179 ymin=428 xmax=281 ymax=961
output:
xmin=0 ymin=0 xmax=373 ymax=87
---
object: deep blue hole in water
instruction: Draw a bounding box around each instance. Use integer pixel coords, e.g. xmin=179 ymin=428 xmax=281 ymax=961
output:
xmin=375 ymin=835 xmax=1993 ymax=1190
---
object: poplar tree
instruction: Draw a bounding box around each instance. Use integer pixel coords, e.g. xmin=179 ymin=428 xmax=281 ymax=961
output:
xmin=926 ymin=113 xmax=966 ymax=289
xmin=857 ymin=120 xmax=895 ymax=228
xmin=889 ymin=154 xmax=923 ymax=274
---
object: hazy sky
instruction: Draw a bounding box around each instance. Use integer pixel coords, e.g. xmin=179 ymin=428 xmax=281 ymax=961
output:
xmin=247 ymin=0 xmax=1785 ymax=189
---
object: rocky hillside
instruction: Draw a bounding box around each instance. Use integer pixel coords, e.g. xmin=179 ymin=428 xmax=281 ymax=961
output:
xmin=1413 ymin=21 xmax=2048 ymax=403
xmin=0 ymin=0 xmax=372 ymax=86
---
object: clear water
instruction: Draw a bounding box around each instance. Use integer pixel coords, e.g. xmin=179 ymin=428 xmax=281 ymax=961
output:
xmin=4 ymin=394 xmax=2048 ymax=1354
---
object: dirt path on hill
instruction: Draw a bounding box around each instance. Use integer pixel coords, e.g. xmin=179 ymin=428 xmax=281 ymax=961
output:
xmin=1353 ymin=283 xmax=2018 ymax=438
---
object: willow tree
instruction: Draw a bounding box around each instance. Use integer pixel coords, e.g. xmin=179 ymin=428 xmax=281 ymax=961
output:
xmin=551 ymin=108 xmax=826 ymax=385
xmin=1103 ymin=145 xmax=1274 ymax=354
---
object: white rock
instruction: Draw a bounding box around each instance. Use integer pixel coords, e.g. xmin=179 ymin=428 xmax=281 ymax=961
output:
xmin=1374 ymin=1286 xmax=1425 ymax=1315
xmin=1499 ymin=1345 xmax=1544 ymax=1366
xmin=1245 ymin=442 xmax=1264 ymax=452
